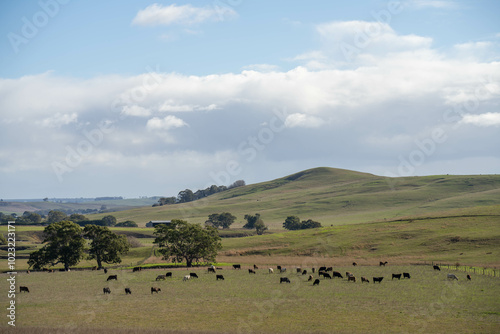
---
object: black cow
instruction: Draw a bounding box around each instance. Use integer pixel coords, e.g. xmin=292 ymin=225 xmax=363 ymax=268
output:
xmin=216 ymin=274 xmax=225 ymax=280
xmin=467 ymin=274 xmax=471 ymax=281
xmin=379 ymin=261 xmax=388 ymax=266
xmin=352 ymin=262 xmax=358 ymax=266
xmin=361 ymin=277 xmax=369 ymax=283
xmin=20 ymin=286 xmax=30 ymax=293
xmin=208 ymin=267 xmax=216 ymax=273
xmin=302 ymin=270 xmax=307 ymax=275
xmin=433 ymin=265 xmax=440 ymax=271
xmin=313 ymin=279 xmax=320 ymax=286
xmin=125 ymin=288 xmax=132 ymax=295
xmin=277 ymin=265 xmax=282 ymax=271
xmin=326 ymin=267 xmax=333 ymax=272
xmin=233 ymin=264 xmax=241 ymax=270
xmin=103 ymin=287 xmax=111 ymax=294
xmin=151 ymin=287 xmax=161 ymax=294
xmin=319 ymin=266 xmax=327 ymax=272
xmin=373 ymin=277 xmax=384 ymax=283
xmin=253 ymin=264 xmax=258 ymax=270
xmin=392 ymin=273 xmax=402 ymax=280
xmin=322 ymin=273 xmax=332 ymax=279
xmin=190 ymin=273 xmax=198 ymax=278
xmin=107 ymin=275 xmax=118 ymax=281
xmin=165 ymin=272 xmax=172 ymax=277
xmin=308 ymin=275 xmax=313 ymax=281
xmin=332 ymin=271 xmax=343 ymax=279
xmin=296 ymin=268 xmax=302 ymax=273
xmin=403 ymin=272 xmax=411 ymax=279
xmin=133 ymin=267 xmax=142 ymax=272
xmin=104 ymin=268 xmax=108 ymax=274
xmin=280 ymin=277 xmax=291 ymax=284
xmin=248 ymin=269 xmax=256 ymax=274
xmin=156 ymin=275 xmax=166 ymax=281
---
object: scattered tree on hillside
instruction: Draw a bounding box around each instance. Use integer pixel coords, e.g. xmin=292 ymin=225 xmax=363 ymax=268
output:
xmin=177 ymin=189 xmax=195 ymax=203
xmin=47 ymin=210 xmax=68 ymax=224
xmin=28 ymin=221 xmax=86 ymax=270
xmin=115 ymin=220 xmax=138 ymax=227
xmin=283 ymin=216 xmax=322 ymax=230
xmin=83 ymin=225 xmax=130 ymax=269
xmin=101 ymin=215 xmax=117 ymax=227
xmin=205 ymin=212 xmax=236 ymax=229
xmin=154 ymin=219 xmax=222 ymax=267
xmin=254 ymin=219 xmax=268 ymax=235
xmin=243 ymin=213 xmax=261 ymax=229
xmin=228 ymin=180 xmax=246 ymax=189
xmin=69 ymin=213 xmax=88 ymax=224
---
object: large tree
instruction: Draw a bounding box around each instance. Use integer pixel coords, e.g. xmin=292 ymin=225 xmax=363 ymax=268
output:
xmin=205 ymin=212 xmax=236 ymax=229
xmin=47 ymin=210 xmax=67 ymax=224
xmin=28 ymin=221 xmax=86 ymax=270
xmin=243 ymin=213 xmax=261 ymax=229
xmin=84 ymin=225 xmax=129 ymax=269
xmin=153 ymin=219 xmax=222 ymax=267
xmin=283 ymin=215 xmax=301 ymax=230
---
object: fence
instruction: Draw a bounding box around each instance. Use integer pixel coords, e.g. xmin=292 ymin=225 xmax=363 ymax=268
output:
xmin=432 ymin=262 xmax=499 ymax=278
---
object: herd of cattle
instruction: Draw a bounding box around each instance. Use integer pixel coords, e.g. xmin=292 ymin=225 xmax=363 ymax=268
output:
xmin=17 ymin=263 xmax=472 ymax=295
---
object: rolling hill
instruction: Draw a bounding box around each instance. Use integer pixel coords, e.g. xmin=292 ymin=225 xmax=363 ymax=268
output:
xmin=88 ymin=167 xmax=500 ymax=228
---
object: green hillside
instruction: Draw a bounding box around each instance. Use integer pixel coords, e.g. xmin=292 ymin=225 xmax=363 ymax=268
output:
xmin=88 ymin=167 xmax=500 ymax=228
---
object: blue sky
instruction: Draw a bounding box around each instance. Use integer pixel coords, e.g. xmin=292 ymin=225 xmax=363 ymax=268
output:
xmin=1 ymin=0 xmax=499 ymax=198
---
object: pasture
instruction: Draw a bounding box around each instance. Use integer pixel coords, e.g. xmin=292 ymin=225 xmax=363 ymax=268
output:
xmin=2 ymin=264 xmax=499 ymax=333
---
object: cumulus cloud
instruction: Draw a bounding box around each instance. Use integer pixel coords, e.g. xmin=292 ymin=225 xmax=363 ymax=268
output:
xmin=146 ymin=115 xmax=188 ymax=131
xmin=132 ymin=3 xmax=237 ymax=26
xmin=38 ymin=113 xmax=78 ymax=128
xmin=460 ymin=112 xmax=500 ymax=127
xmin=284 ymin=113 xmax=325 ymax=128
xmin=121 ymin=105 xmax=151 ymax=117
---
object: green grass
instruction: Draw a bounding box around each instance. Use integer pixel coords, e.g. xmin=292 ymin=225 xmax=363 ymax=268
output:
xmin=1 ymin=265 xmax=499 ymax=333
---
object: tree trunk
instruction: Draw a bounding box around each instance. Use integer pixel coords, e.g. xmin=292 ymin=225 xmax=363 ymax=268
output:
xmin=186 ymin=259 xmax=192 ymax=267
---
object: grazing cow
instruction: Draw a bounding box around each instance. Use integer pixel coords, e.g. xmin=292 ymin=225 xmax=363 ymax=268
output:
xmin=151 ymin=287 xmax=161 ymax=294
xmin=248 ymin=269 xmax=256 ymax=274
xmin=326 ymin=267 xmax=333 ymax=272
xmin=268 ymin=268 xmax=274 ymax=274
xmin=280 ymin=277 xmax=291 ymax=284
xmin=133 ymin=267 xmax=142 ymax=272
xmin=216 ymin=274 xmax=225 ymax=281
xmin=156 ymin=275 xmax=166 ymax=281
xmin=403 ymin=273 xmax=411 ymax=279
xmin=361 ymin=277 xmax=369 ymax=283
xmin=373 ymin=277 xmax=384 ymax=283
xmin=208 ymin=267 xmax=216 ymax=273
xmin=332 ymin=271 xmax=343 ymax=279
xmin=92 ymin=266 xmax=97 ymax=271
xmin=379 ymin=261 xmax=388 ymax=266
xmin=392 ymin=273 xmax=402 ymax=280
xmin=20 ymin=286 xmax=30 ymax=293
xmin=433 ymin=265 xmax=441 ymax=271
xmin=253 ymin=264 xmax=258 ymax=270
xmin=308 ymin=275 xmax=313 ymax=281
xmin=296 ymin=267 xmax=302 ymax=273
xmin=312 ymin=268 xmax=315 ymax=273
xmin=104 ymin=269 xmax=108 ymax=274
xmin=125 ymin=288 xmax=132 ymax=295
xmin=189 ymin=273 xmax=198 ymax=278
xmin=233 ymin=264 xmax=241 ymax=270
xmin=166 ymin=272 xmax=172 ymax=277
xmin=280 ymin=268 xmax=287 ymax=273
xmin=302 ymin=270 xmax=307 ymax=275
xmin=447 ymin=273 xmax=458 ymax=280
xmin=352 ymin=262 xmax=357 ymax=266
xmin=107 ymin=275 xmax=117 ymax=281
xmin=319 ymin=266 xmax=327 ymax=272
xmin=467 ymin=274 xmax=471 ymax=281
xmin=348 ymin=276 xmax=356 ymax=283
xmin=277 ymin=265 xmax=282 ymax=271
xmin=346 ymin=272 xmax=353 ymax=278
xmin=322 ymin=273 xmax=332 ymax=279
xmin=313 ymin=279 xmax=320 ymax=286
xmin=183 ymin=275 xmax=190 ymax=281
xmin=103 ymin=287 xmax=111 ymax=294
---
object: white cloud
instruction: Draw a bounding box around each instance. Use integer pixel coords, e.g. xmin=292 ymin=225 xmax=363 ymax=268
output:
xmin=121 ymin=105 xmax=151 ymax=117
xmin=146 ymin=115 xmax=188 ymax=131
xmin=37 ymin=112 xmax=78 ymax=128
xmin=241 ymin=64 xmax=280 ymax=72
xmin=159 ymin=101 xmax=218 ymax=112
xmin=284 ymin=113 xmax=325 ymax=128
xmin=132 ymin=3 xmax=237 ymax=26
xmin=460 ymin=113 xmax=500 ymax=127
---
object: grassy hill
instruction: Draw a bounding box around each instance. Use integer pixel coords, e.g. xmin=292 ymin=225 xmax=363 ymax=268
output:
xmin=88 ymin=167 xmax=500 ymax=228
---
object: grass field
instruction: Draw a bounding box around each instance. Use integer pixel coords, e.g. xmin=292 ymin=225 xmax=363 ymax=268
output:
xmin=1 ymin=264 xmax=499 ymax=333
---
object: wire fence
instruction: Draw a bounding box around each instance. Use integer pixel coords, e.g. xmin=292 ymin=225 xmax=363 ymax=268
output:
xmin=432 ymin=262 xmax=499 ymax=277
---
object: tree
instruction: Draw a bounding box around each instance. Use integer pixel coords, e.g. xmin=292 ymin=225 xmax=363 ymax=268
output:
xmin=115 ymin=220 xmax=138 ymax=227
xmin=101 ymin=215 xmax=117 ymax=227
xmin=47 ymin=210 xmax=67 ymax=224
xmin=205 ymin=212 xmax=236 ymax=229
xmin=283 ymin=215 xmax=301 ymax=230
xmin=83 ymin=225 xmax=130 ymax=269
xmin=153 ymin=219 xmax=222 ymax=267
xmin=254 ymin=219 xmax=268 ymax=235
xmin=228 ymin=180 xmax=246 ymax=189
xmin=301 ymin=219 xmax=322 ymax=229
xmin=69 ymin=213 xmax=88 ymax=224
xmin=243 ymin=213 xmax=261 ymax=229
xmin=177 ymin=189 xmax=194 ymax=203
xmin=28 ymin=221 xmax=86 ymax=270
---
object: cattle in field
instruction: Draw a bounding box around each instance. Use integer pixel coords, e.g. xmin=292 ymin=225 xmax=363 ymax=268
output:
xmin=233 ymin=264 xmax=241 ymax=270
xmin=133 ymin=267 xmax=142 ymax=272
xmin=190 ymin=273 xmax=198 ymax=278
xmin=183 ymin=275 xmax=190 ymax=281
xmin=166 ymin=272 xmax=172 ymax=277
xmin=104 ymin=269 xmax=108 ymax=274
xmin=403 ymin=272 xmax=411 ymax=279
xmin=313 ymin=279 xmax=320 ymax=286
xmin=280 ymin=268 xmax=287 ymax=273
xmin=268 ymin=268 xmax=274 ymax=274
xmin=248 ymin=269 xmax=256 ymax=274
xmin=20 ymin=286 xmax=30 ymax=293
xmin=156 ymin=275 xmax=166 ymax=281
xmin=332 ymin=271 xmax=343 ymax=279
xmin=467 ymin=274 xmax=471 ymax=281
xmin=280 ymin=277 xmax=291 ymax=284
xmin=379 ymin=261 xmax=388 ymax=266
xmin=373 ymin=277 xmax=384 ymax=283
xmin=312 ymin=268 xmax=315 ymax=273
xmin=277 ymin=265 xmax=282 ymax=271
xmin=346 ymin=272 xmax=353 ymax=278
xmin=107 ymin=275 xmax=117 ymax=281
xmin=447 ymin=273 xmax=458 ymax=280
xmin=216 ymin=274 xmax=225 ymax=280
xmin=361 ymin=277 xmax=369 ymax=283
xmin=296 ymin=267 xmax=302 ymax=273
xmin=254 ymin=264 xmax=258 ymax=270
xmin=326 ymin=267 xmax=333 ymax=272
xmin=103 ymin=287 xmax=111 ymax=294
xmin=352 ymin=262 xmax=357 ymax=266
xmin=302 ymin=270 xmax=307 ymax=275
xmin=348 ymin=276 xmax=356 ymax=283
xmin=125 ymin=288 xmax=132 ymax=295
xmin=433 ymin=265 xmax=440 ymax=271
xmin=319 ymin=266 xmax=326 ymax=272
xmin=208 ymin=267 xmax=216 ymax=273
xmin=321 ymin=272 xmax=332 ymax=279
xmin=92 ymin=266 xmax=97 ymax=271
xmin=392 ymin=273 xmax=402 ymax=280
xmin=308 ymin=275 xmax=313 ymax=281
xmin=151 ymin=287 xmax=161 ymax=294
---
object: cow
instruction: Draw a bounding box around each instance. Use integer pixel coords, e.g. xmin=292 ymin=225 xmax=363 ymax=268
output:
xmin=313 ymin=279 xmax=320 ymax=286
xmin=165 ymin=272 xmax=172 ymax=277
xmin=216 ymin=274 xmax=225 ymax=281
xmin=104 ymin=269 xmax=108 ymax=274
xmin=352 ymin=262 xmax=358 ymax=266
xmin=125 ymin=288 xmax=132 ymax=295
xmin=361 ymin=277 xmax=369 ymax=283
xmin=280 ymin=268 xmax=287 ymax=273
xmin=296 ymin=267 xmax=302 ymax=273
xmin=268 ymin=268 xmax=274 ymax=274
xmin=392 ymin=273 xmax=402 ymax=280
xmin=92 ymin=266 xmax=97 ymax=271
xmin=208 ymin=267 xmax=216 ymax=273
xmin=318 ymin=266 xmax=327 ymax=272
xmin=302 ymin=270 xmax=307 ymax=275
xmin=403 ymin=273 xmax=411 ymax=279
xmin=312 ymin=268 xmax=316 ymax=273
xmin=326 ymin=267 xmax=333 ymax=272
xmin=346 ymin=271 xmax=353 ymax=278
xmin=107 ymin=275 xmax=117 ymax=281
xmin=248 ymin=269 xmax=256 ymax=274
xmin=253 ymin=264 xmax=259 ymax=270
xmin=183 ymin=275 xmax=190 ymax=281
xmin=308 ymin=275 xmax=314 ymax=281
xmin=433 ymin=265 xmax=441 ymax=271
xmin=20 ymin=286 xmax=30 ymax=293
xmin=103 ymin=287 xmax=111 ymax=294
xmin=280 ymin=277 xmax=291 ymax=284
xmin=156 ymin=275 xmax=166 ymax=281
xmin=467 ymin=274 xmax=471 ymax=281
xmin=373 ymin=277 xmax=384 ymax=283
xmin=151 ymin=287 xmax=161 ymax=294
xmin=332 ymin=271 xmax=343 ymax=279
xmin=321 ymin=272 xmax=332 ymax=279
xmin=26 ymin=270 xmax=30 ymax=274
xmin=447 ymin=273 xmax=458 ymax=280
xmin=379 ymin=261 xmax=388 ymax=266
xmin=348 ymin=276 xmax=356 ymax=283
xmin=277 ymin=265 xmax=282 ymax=271
xmin=133 ymin=267 xmax=142 ymax=272
xmin=189 ymin=273 xmax=198 ymax=278
xmin=233 ymin=264 xmax=241 ymax=270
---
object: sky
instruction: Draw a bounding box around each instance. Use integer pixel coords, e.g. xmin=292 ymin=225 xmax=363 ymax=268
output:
xmin=1 ymin=0 xmax=499 ymax=199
